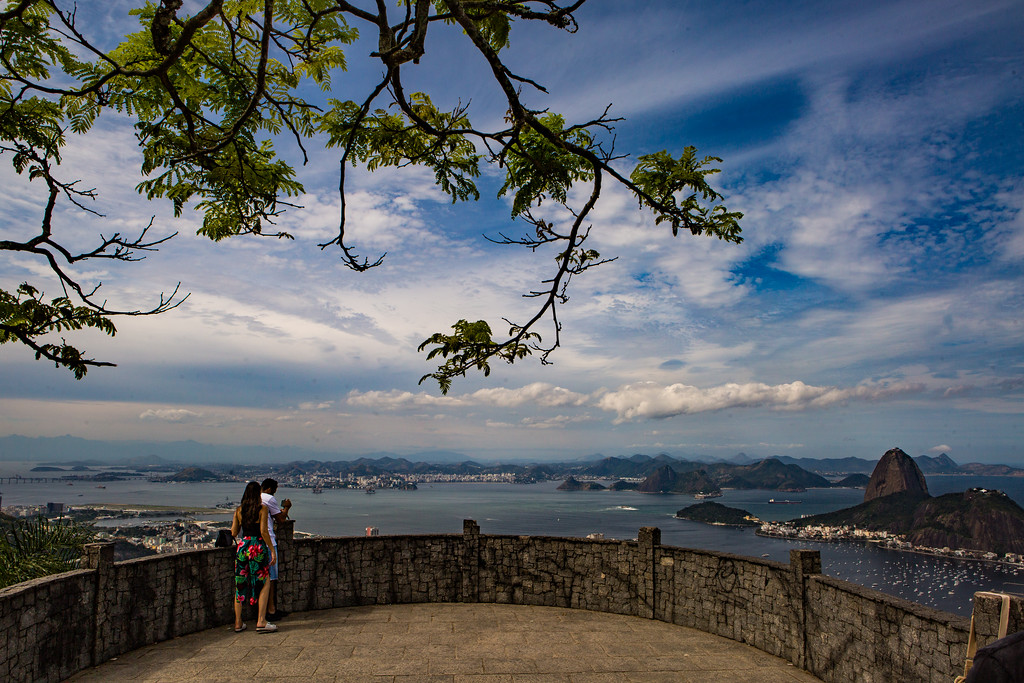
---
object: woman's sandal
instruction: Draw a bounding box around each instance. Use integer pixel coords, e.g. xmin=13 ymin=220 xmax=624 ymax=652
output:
xmin=256 ymin=623 xmax=278 ymax=633
xmin=234 ymin=624 xmax=246 ymax=633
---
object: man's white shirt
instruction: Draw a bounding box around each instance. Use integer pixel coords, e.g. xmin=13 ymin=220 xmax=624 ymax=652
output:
xmin=261 ymin=492 xmax=281 ymax=546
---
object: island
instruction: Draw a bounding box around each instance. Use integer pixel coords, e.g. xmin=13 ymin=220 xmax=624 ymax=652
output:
xmin=556 ymin=476 xmax=606 ymax=491
xmin=162 ymin=467 xmax=223 ymax=482
xmin=676 ymin=501 xmax=760 ymax=527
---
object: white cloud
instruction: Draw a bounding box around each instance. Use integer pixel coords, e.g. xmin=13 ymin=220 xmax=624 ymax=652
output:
xmin=138 ymin=408 xmax=202 ymax=423
xmin=346 ymin=382 xmax=588 ymax=410
xmin=520 ymin=414 xmax=592 ymax=429
xmin=596 ymin=380 xmax=925 ymax=421
xmin=928 ymin=444 xmax=953 ymax=454
xmin=468 ymin=383 xmax=589 ymax=408
xmin=298 ymin=401 xmax=334 ymax=411
xmin=548 ymin=0 xmax=1017 ymax=120
xmin=346 ymin=389 xmax=454 ymax=409
xmin=994 ymin=189 xmax=1024 ymax=260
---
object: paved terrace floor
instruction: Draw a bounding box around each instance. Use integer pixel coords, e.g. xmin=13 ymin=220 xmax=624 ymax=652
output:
xmin=65 ymin=603 xmax=823 ymax=682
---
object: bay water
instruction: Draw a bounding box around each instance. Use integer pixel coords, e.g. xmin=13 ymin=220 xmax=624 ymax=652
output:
xmin=3 ymin=461 xmax=1023 ymax=616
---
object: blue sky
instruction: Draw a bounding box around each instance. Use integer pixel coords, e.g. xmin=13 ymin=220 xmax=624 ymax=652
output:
xmin=1 ymin=0 xmax=1022 ymax=464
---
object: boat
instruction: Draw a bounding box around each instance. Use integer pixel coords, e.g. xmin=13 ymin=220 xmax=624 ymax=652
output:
xmin=312 ymin=485 xmax=323 ymax=494
xmin=694 ymin=491 xmax=722 ymax=499
xmin=768 ymin=499 xmax=801 ymax=504
xmin=365 ymin=487 xmax=375 ymax=494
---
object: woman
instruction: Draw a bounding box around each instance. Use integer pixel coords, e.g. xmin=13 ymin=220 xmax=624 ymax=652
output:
xmin=230 ymin=481 xmax=278 ymax=633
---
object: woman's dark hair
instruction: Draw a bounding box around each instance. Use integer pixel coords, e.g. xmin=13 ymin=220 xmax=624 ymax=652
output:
xmin=240 ymin=481 xmax=262 ymax=528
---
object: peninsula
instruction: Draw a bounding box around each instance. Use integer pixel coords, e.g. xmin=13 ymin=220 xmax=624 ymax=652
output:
xmin=764 ymin=448 xmax=1024 ymax=560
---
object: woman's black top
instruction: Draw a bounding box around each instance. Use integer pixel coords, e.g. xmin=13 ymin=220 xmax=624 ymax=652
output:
xmin=239 ymin=508 xmax=261 ymax=537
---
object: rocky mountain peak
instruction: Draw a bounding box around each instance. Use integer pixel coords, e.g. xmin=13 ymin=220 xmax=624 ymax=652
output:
xmin=637 ymin=465 xmax=679 ymax=493
xmin=864 ymin=447 xmax=929 ymax=502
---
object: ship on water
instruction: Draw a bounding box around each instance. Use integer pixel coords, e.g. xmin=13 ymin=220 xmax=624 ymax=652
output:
xmin=768 ymin=498 xmax=801 ymax=504
xmin=694 ymin=491 xmax=723 ymax=499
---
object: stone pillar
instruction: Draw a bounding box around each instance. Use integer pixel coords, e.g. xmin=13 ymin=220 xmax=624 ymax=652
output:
xmin=638 ymin=527 xmax=661 ymax=619
xmin=276 ymin=519 xmax=295 ymax=611
xmin=790 ymin=549 xmax=821 ymax=582
xmin=82 ymin=541 xmax=115 ymax=570
xmin=790 ymin=549 xmax=821 ymax=669
xmin=82 ymin=541 xmax=115 ymax=666
xmin=462 ymin=520 xmax=480 ymax=603
xmin=971 ymin=591 xmax=1024 ymax=650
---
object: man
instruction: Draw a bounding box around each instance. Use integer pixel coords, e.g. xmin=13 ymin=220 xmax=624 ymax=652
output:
xmin=260 ymin=478 xmax=292 ymax=620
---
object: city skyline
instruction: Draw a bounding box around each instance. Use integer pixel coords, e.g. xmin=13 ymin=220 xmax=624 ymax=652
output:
xmin=2 ymin=0 xmax=1023 ymax=464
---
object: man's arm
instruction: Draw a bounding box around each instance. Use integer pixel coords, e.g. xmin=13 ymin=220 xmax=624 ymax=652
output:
xmin=272 ymin=498 xmax=292 ymax=523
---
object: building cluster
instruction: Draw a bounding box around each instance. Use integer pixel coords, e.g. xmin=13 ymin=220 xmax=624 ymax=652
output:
xmin=95 ymin=520 xmax=220 ymax=553
xmin=2 ymin=502 xmax=66 ymax=518
xmin=758 ymin=522 xmax=894 ymax=542
xmin=287 ymin=471 xmax=532 ymax=490
xmin=758 ymin=521 xmax=1024 ymax=567
xmin=1 ymin=503 xmax=223 ymax=555
xmin=879 ymin=536 xmax=1020 ymax=564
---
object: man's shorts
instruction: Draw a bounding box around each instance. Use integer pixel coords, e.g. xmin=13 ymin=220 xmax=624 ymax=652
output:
xmin=269 ymin=544 xmax=279 ymax=580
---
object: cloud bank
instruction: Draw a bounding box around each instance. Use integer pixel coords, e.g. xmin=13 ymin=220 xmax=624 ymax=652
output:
xmin=347 ymin=382 xmax=589 ymax=410
xmin=139 ymin=408 xmax=203 ymax=423
xmin=596 ymin=381 xmax=926 ymax=421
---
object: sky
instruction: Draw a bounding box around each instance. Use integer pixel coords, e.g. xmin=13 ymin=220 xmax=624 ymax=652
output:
xmin=1 ymin=0 xmax=1023 ymax=464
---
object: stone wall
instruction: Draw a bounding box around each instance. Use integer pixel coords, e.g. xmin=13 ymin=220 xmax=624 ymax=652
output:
xmin=654 ymin=545 xmax=811 ymax=666
xmin=469 ymin=526 xmax=655 ymax=615
xmin=90 ymin=545 xmax=234 ymax=662
xmin=803 ymin=574 xmax=968 ymax=683
xmin=0 ymin=569 xmax=95 ymax=682
xmin=283 ymin=532 xmax=464 ymax=610
xmin=1 ymin=520 xmax=1018 ymax=683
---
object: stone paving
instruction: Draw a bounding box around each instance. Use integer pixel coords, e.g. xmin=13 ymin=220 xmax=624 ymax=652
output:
xmin=65 ymin=603 xmax=824 ymax=682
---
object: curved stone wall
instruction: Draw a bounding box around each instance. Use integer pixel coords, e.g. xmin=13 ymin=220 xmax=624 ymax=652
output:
xmin=1 ymin=520 xmax=1018 ymax=683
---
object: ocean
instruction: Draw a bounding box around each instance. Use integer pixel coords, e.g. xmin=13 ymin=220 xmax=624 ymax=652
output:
xmin=2 ymin=461 xmax=1023 ymax=616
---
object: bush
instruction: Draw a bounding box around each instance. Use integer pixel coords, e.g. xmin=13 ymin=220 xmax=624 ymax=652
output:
xmin=0 ymin=516 xmax=96 ymax=589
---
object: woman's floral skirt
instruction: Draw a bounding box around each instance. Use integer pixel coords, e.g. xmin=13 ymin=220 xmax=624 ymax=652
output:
xmin=234 ymin=536 xmax=270 ymax=605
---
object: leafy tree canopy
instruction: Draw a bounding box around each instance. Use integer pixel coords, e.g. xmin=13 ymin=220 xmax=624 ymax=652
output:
xmin=0 ymin=0 xmax=742 ymax=392
xmin=0 ymin=514 xmax=96 ymax=588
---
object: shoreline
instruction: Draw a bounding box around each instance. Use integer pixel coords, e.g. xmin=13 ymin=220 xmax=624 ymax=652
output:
xmin=755 ymin=530 xmax=1024 ymax=570
xmin=78 ymin=503 xmax=229 ymax=515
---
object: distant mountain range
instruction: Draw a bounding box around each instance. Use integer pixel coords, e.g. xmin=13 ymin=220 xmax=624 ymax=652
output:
xmin=2 ymin=435 xmax=1022 ymax=478
xmin=628 ymin=459 xmax=831 ymax=495
xmin=772 ymin=453 xmax=1024 ymax=476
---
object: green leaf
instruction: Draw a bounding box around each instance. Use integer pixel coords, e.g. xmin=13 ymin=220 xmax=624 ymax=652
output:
xmin=498 ymin=114 xmax=594 ymax=217
xmin=629 ymin=148 xmax=743 ymax=242
xmin=0 ymin=515 xmax=96 ymax=589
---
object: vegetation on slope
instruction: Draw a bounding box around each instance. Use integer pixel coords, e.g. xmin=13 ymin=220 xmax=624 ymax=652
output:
xmin=0 ymin=516 xmax=96 ymax=589
xmin=676 ymin=502 xmax=759 ymax=527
